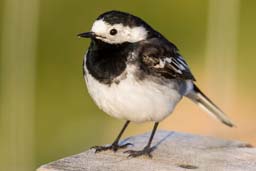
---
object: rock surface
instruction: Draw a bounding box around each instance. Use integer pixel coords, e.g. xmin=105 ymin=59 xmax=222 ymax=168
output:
xmin=37 ymin=130 xmax=256 ymax=171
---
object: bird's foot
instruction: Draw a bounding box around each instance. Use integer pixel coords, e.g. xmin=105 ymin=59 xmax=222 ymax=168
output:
xmin=91 ymin=142 xmax=133 ymax=153
xmin=124 ymin=146 xmax=154 ymax=158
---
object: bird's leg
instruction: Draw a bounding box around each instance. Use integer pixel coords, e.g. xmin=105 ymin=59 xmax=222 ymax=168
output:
xmin=92 ymin=120 xmax=132 ymax=152
xmin=124 ymin=122 xmax=159 ymax=158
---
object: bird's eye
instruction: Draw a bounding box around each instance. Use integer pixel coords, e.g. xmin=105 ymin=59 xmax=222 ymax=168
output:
xmin=110 ymin=29 xmax=117 ymax=35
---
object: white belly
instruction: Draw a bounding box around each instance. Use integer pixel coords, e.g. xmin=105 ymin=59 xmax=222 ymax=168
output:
xmin=84 ymin=65 xmax=182 ymax=123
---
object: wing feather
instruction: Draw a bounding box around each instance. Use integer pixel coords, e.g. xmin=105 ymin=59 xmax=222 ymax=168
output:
xmin=139 ymin=38 xmax=195 ymax=80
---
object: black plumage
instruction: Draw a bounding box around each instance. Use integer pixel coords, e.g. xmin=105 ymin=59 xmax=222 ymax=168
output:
xmin=137 ymin=38 xmax=195 ymax=81
xmin=85 ymin=39 xmax=132 ymax=84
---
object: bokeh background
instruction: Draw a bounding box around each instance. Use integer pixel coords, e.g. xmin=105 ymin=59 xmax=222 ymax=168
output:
xmin=0 ymin=0 xmax=255 ymax=170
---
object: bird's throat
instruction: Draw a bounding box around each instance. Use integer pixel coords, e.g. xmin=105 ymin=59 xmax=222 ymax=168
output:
xmin=85 ymin=40 xmax=132 ymax=85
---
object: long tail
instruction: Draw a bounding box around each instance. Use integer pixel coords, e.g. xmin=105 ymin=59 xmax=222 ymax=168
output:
xmin=186 ymin=84 xmax=234 ymax=127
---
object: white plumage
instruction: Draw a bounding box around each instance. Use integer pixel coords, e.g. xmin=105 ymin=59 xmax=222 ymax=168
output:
xmin=91 ymin=20 xmax=148 ymax=44
xmin=84 ymin=59 xmax=190 ymax=123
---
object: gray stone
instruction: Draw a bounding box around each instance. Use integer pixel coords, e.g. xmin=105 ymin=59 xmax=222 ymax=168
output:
xmin=37 ymin=130 xmax=256 ymax=171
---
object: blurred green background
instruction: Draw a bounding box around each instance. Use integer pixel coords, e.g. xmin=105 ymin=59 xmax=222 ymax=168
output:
xmin=0 ymin=0 xmax=256 ymax=170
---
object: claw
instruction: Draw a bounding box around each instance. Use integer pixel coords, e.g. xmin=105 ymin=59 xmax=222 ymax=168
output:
xmin=124 ymin=147 xmax=154 ymax=158
xmin=91 ymin=142 xmax=133 ymax=153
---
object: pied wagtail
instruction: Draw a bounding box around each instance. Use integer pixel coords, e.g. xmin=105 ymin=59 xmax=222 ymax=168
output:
xmin=78 ymin=10 xmax=234 ymax=158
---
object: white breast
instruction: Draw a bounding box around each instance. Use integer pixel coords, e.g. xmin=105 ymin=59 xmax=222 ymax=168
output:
xmin=84 ymin=63 xmax=183 ymax=123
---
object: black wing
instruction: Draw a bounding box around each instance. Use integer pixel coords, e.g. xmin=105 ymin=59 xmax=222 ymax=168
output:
xmin=137 ymin=38 xmax=195 ymax=81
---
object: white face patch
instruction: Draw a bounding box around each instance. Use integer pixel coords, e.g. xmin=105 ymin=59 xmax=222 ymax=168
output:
xmin=91 ymin=19 xmax=148 ymax=44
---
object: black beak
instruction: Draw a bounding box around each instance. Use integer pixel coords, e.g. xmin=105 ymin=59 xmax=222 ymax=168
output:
xmin=77 ymin=32 xmax=95 ymax=38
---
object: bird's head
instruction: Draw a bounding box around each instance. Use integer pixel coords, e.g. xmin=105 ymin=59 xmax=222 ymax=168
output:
xmin=78 ymin=10 xmax=155 ymax=44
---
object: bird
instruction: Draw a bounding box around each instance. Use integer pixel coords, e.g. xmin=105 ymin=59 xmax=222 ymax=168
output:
xmin=78 ymin=10 xmax=234 ymax=158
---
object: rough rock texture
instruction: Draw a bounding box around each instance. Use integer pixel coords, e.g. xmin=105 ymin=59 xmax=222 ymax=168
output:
xmin=37 ymin=130 xmax=256 ymax=171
